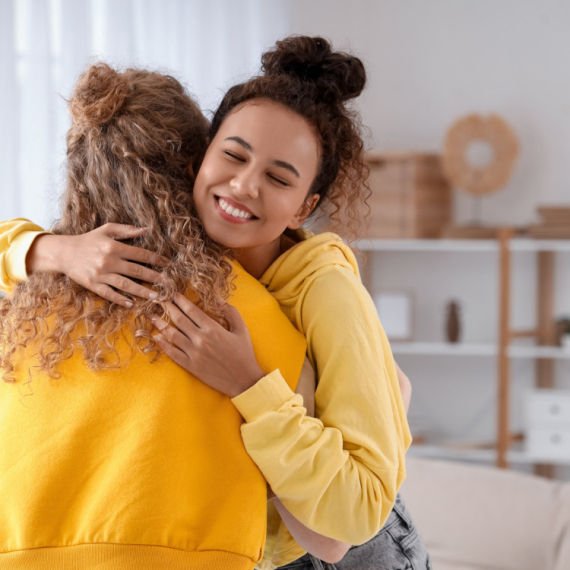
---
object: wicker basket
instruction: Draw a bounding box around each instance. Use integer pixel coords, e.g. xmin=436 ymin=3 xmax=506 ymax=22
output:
xmin=361 ymin=152 xmax=452 ymax=238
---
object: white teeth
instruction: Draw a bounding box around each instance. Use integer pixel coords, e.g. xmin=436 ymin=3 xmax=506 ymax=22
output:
xmin=218 ymin=197 xmax=253 ymax=219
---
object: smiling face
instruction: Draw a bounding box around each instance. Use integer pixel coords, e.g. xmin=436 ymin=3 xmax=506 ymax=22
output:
xmin=193 ymin=99 xmax=320 ymax=277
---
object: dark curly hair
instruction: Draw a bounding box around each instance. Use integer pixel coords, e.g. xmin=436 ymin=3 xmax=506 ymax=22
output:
xmin=0 ymin=63 xmax=233 ymax=382
xmin=210 ymin=35 xmax=370 ymax=240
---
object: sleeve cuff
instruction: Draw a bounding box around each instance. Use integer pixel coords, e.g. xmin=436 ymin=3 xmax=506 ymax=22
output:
xmin=8 ymin=230 xmax=51 ymax=282
xmin=231 ymin=369 xmax=297 ymax=423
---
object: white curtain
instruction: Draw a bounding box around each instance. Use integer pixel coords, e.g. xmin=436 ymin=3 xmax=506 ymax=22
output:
xmin=0 ymin=0 xmax=292 ymax=228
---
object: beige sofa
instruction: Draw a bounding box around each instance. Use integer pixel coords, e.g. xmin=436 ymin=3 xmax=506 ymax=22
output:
xmin=401 ymin=457 xmax=570 ymax=570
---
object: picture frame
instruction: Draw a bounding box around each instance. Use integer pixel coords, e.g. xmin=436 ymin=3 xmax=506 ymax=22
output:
xmin=374 ymin=290 xmax=414 ymax=342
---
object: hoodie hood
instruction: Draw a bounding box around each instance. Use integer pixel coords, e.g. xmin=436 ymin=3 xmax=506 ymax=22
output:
xmin=259 ymin=229 xmax=361 ymax=317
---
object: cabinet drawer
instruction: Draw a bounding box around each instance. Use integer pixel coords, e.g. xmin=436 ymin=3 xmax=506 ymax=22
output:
xmin=526 ymin=390 xmax=570 ymax=425
xmin=526 ymin=428 xmax=570 ymax=463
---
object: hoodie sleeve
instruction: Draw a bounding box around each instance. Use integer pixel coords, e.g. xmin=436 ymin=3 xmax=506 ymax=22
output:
xmin=0 ymin=218 xmax=50 ymax=293
xmin=232 ymin=265 xmax=412 ymax=545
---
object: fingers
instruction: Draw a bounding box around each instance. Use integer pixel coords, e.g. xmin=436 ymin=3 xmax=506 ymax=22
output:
xmin=115 ymin=241 xmax=170 ymax=267
xmin=92 ymin=283 xmax=135 ymax=308
xmin=163 ymin=301 xmax=202 ymax=337
xmin=105 ymin=273 xmax=159 ymax=301
xmin=100 ymin=223 xmax=148 ymax=240
xmin=154 ymin=333 xmax=190 ymax=368
xmin=153 ymin=317 xmax=193 ymax=351
xmin=223 ymin=303 xmax=246 ymax=333
xmin=99 ymin=224 xmax=170 ymax=268
xmin=118 ymin=260 xmax=164 ymax=286
xmin=171 ymin=293 xmax=211 ymax=329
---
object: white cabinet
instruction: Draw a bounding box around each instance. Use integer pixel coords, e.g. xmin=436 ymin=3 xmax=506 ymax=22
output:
xmin=526 ymin=390 xmax=570 ymax=463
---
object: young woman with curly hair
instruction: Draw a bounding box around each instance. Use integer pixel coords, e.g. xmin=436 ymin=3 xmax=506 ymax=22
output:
xmin=0 ymin=63 xmax=350 ymax=570
xmin=1 ymin=37 xmax=430 ymax=569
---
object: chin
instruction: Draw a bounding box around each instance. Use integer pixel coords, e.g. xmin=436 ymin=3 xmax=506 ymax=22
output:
xmin=204 ymin=226 xmax=243 ymax=249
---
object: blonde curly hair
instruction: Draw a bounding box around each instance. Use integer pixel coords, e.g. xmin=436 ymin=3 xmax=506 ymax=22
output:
xmin=0 ymin=63 xmax=233 ymax=383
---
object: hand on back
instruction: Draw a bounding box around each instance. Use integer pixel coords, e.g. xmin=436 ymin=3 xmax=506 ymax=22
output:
xmin=27 ymin=223 xmax=169 ymax=307
xmin=153 ymin=294 xmax=265 ymax=398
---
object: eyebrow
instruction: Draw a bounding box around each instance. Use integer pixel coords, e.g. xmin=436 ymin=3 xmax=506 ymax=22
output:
xmin=224 ymin=136 xmax=300 ymax=178
xmin=272 ymin=160 xmax=300 ymax=178
xmin=225 ymin=136 xmax=252 ymax=152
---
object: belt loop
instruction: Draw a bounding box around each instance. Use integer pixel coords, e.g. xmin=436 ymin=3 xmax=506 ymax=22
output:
xmin=393 ymin=493 xmax=413 ymax=530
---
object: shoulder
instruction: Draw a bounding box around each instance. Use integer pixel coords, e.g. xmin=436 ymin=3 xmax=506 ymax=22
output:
xmin=229 ymin=262 xmax=280 ymax=312
xmin=301 ymin=264 xmax=377 ymax=327
xmin=306 ymin=263 xmax=363 ymax=298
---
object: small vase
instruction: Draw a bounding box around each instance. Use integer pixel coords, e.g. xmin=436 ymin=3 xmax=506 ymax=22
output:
xmin=446 ymin=301 xmax=461 ymax=343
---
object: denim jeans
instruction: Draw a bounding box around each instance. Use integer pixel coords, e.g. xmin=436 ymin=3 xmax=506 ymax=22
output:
xmin=277 ymin=494 xmax=431 ymax=570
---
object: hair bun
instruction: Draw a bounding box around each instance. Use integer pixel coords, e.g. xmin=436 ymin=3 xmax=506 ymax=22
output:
xmin=69 ymin=63 xmax=130 ymax=128
xmin=261 ymin=36 xmax=366 ymax=104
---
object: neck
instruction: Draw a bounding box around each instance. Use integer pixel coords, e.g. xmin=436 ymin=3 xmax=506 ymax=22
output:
xmin=234 ymin=233 xmax=296 ymax=279
xmin=234 ymin=239 xmax=282 ymax=280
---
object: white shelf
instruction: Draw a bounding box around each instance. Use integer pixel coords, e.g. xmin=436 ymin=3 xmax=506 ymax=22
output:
xmin=510 ymin=239 xmax=570 ymax=252
xmin=391 ymin=342 xmax=570 ymax=359
xmin=391 ymin=342 xmax=496 ymax=356
xmin=356 ymin=238 xmax=570 ymax=253
xmin=408 ymin=444 xmax=569 ymax=465
xmin=356 ymin=238 xmax=497 ymax=252
xmin=509 ymin=345 xmax=570 ymax=359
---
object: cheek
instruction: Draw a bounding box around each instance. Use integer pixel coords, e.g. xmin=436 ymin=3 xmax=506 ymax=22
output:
xmin=269 ymin=191 xmax=310 ymax=220
xmin=192 ymin=182 xmax=205 ymax=208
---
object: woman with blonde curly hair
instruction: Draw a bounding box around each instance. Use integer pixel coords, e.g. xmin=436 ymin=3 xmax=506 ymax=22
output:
xmin=0 ymin=63 xmax=347 ymax=570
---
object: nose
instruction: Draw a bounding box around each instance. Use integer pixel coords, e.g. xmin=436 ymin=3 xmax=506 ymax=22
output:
xmin=229 ymin=167 xmax=259 ymax=200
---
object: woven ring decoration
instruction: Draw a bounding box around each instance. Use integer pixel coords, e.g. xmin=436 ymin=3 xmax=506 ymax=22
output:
xmin=442 ymin=114 xmax=519 ymax=196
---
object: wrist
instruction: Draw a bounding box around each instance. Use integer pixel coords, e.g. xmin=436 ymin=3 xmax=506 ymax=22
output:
xmin=26 ymin=234 xmax=65 ymax=274
xmin=229 ymin=365 xmax=266 ymax=398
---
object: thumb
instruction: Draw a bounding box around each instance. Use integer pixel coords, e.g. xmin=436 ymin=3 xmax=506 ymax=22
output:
xmin=224 ymin=303 xmax=246 ymax=333
xmin=102 ymin=223 xmax=147 ymax=240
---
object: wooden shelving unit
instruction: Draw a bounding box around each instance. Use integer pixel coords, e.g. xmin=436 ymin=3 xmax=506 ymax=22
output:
xmin=357 ymin=232 xmax=570 ymax=475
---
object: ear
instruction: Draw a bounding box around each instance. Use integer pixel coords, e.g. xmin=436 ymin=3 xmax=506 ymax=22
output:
xmin=287 ymin=194 xmax=321 ymax=230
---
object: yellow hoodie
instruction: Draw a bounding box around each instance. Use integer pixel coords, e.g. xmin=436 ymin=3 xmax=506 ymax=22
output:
xmin=0 ymin=220 xmax=307 ymax=570
xmin=0 ymin=220 xmax=412 ymax=570
xmin=232 ymin=229 xmax=412 ymax=569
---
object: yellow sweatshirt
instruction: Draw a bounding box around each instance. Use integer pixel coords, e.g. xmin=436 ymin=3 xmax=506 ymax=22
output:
xmin=0 ymin=220 xmax=307 ymax=570
xmin=233 ymin=229 xmax=413 ymax=569
xmin=0 ymin=220 xmax=412 ymax=570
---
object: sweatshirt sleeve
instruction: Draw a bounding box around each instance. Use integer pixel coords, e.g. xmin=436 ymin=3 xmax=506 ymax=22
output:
xmin=0 ymin=218 xmax=50 ymax=293
xmin=232 ymin=266 xmax=412 ymax=545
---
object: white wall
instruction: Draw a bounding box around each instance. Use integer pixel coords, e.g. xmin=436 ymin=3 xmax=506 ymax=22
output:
xmin=288 ymin=0 xmax=570 ymax=478
xmin=289 ymin=0 xmax=570 ymax=225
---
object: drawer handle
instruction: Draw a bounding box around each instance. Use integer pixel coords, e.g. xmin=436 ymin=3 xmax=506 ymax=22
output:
xmin=550 ymin=404 xmax=561 ymax=415
xmin=551 ymin=433 xmax=562 ymax=444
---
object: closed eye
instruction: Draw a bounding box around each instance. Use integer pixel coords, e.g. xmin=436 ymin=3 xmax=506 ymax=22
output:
xmin=224 ymin=151 xmax=246 ymax=162
xmin=268 ymin=174 xmax=289 ymax=186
